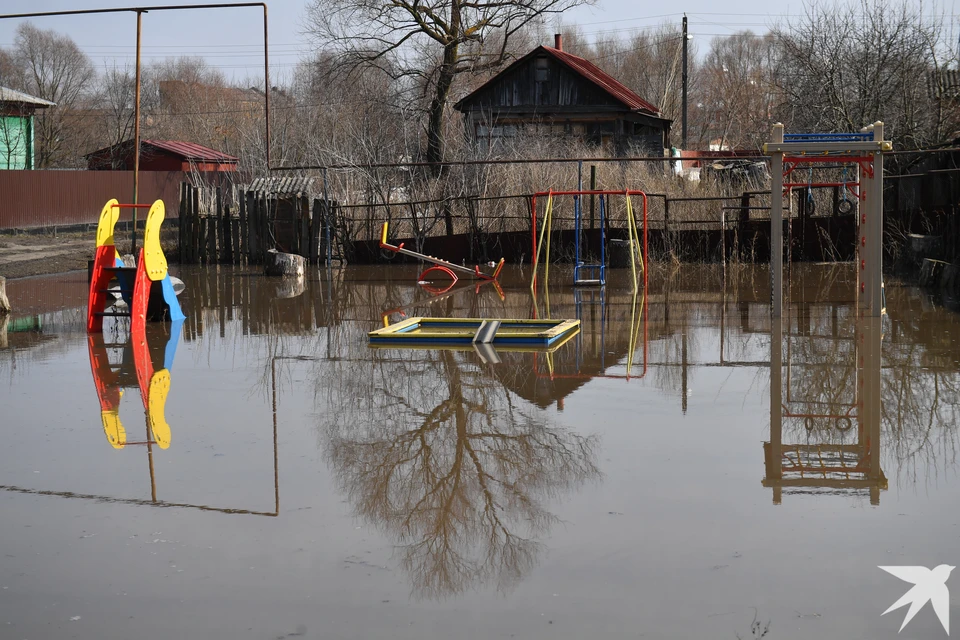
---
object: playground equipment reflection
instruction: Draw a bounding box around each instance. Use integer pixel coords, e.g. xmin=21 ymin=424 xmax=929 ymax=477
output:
xmin=88 ymin=319 xmax=182 ymax=450
xmin=764 ymin=314 xmax=886 ymax=504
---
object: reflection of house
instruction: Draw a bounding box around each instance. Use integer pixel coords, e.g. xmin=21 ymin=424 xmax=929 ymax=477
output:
xmin=85 ymin=139 xmax=238 ymax=172
xmin=0 ymin=87 xmax=55 ymax=170
xmin=454 ymin=35 xmax=671 ymax=155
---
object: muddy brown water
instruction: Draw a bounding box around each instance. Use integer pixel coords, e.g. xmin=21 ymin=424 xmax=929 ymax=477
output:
xmin=2 ymin=263 xmax=960 ymax=639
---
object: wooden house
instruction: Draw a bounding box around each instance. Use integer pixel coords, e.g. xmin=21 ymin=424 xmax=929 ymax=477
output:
xmin=0 ymin=87 xmax=54 ymax=170
xmin=454 ymin=35 xmax=671 ymax=155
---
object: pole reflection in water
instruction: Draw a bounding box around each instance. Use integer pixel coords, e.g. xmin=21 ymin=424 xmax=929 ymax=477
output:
xmin=320 ymin=345 xmax=600 ymax=599
xmin=69 ymin=315 xmax=281 ymax=516
xmin=765 ymin=307 xmax=886 ymax=504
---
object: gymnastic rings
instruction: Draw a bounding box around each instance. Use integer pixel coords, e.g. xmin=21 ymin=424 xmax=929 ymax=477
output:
xmin=837 ymin=198 xmax=853 ymax=215
xmin=835 ymin=416 xmax=853 ymax=432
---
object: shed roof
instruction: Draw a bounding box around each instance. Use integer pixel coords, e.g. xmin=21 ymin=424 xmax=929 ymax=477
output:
xmin=0 ymin=86 xmax=55 ymax=108
xmin=85 ymin=139 xmax=238 ymax=163
xmin=455 ymin=45 xmax=661 ymax=117
xmin=248 ymin=176 xmax=314 ymax=195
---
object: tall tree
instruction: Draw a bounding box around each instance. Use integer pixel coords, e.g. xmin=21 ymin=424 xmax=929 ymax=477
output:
xmin=698 ymin=32 xmax=778 ymax=150
xmin=303 ymin=0 xmax=592 ymax=175
xmin=773 ymin=0 xmax=955 ymax=148
xmin=12 ymin=23 xmax=95 ymax=167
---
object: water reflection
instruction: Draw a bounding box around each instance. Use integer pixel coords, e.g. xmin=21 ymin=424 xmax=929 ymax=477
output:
xmin=765 ymin=312 xmax=886 ymax=504
xmin=88 ymin=320 xmax=182 ymax=450
xmin=319 ymin=346 xmax=600 ymax=599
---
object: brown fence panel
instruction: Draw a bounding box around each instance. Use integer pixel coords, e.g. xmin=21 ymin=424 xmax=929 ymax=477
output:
xmin=0 ymin=170 xmax=185 ymax=229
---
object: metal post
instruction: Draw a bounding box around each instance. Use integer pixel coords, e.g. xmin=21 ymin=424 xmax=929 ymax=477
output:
xmin=768 ymin=318 xmax=783 ymax=504
xmin=681 ymin=15 xmax=688 ymax=148
xmin=131 ymin=9 xmax=142 ymax=256
xmin=589 ymin=165 xmax=596 ymax=229
xmin=263 ymin=4 xmax=270 ymax=170
xmin=870 ymin=122 xmax=884 ymax=317
xmin=769 ymin=124 xmax=784 ymax=318
xmin=855 ymin=158 xmax=864 ymax=311
xmin=862 ymin=315 xmax=883 ymax=505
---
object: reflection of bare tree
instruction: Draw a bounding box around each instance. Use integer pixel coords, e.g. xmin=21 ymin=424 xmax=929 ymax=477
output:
xmin=320 ymin=348 xmax=599 ymax=599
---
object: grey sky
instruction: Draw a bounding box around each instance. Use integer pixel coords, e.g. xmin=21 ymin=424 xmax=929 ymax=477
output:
xmin=0 ymin=0 xmax=956 ymax=83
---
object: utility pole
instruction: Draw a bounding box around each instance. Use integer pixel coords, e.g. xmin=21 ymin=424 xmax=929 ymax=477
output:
xmin=132 ymin=9 xmax=143 ymax=256
xmin=681 ymin=14 xmax=688 ymax=149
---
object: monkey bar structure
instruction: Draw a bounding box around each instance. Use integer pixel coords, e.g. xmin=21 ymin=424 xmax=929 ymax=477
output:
xmin=764 ymin=123 xmax=892 ymax=319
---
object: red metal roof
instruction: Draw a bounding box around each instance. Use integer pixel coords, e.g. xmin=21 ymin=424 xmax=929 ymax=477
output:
xmin=455 ymin=45 xmax=663 ymax=117
xmin=543 ymin=47 xmax=661 ymax=116
xmin=143 ymin=140 xmax=238 ymax=163
xmin=84 ymin=139 xmax=238 ymax=163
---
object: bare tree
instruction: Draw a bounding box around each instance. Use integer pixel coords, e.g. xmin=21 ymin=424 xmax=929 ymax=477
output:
xmin=773 ymin=0 xmax=956 ymax=148
xmin=697 ymin=32 xmax=778 ymax=150
xmin=303 ymin=0 xmax=593 ymax=175
xmin=12 ymin=23 xmax=95 ymax=167
xmin=95 ymin=65 xmax=136 ymax=167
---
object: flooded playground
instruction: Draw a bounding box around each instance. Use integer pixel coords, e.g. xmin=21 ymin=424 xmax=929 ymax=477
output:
xmin=2 ymin=263 xmax=960 ymax=639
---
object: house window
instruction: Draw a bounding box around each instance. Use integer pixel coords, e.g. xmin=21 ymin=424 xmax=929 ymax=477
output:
xmin=535 ymin=57 xmax=549 ymax=82
xmin=535 ymin=57 xmax=549 ymax=105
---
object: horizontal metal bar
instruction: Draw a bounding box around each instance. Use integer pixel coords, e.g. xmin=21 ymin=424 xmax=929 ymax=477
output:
xmin=765 ymin=141 xmax=891 ymax=153
xmin=783 ymin=133 xmax=873 ymax=142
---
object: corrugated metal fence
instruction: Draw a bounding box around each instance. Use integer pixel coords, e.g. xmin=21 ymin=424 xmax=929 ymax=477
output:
xmin=0 ymin=170 xmax=184 ymax=229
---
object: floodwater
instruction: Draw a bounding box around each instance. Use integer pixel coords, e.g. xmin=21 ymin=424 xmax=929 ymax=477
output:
xmin=1 ymin=263 xmax=960 ymax=639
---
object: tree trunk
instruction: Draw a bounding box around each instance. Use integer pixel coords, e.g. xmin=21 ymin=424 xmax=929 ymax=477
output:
xmin=426 ymin=45 xmax=459 ymax=177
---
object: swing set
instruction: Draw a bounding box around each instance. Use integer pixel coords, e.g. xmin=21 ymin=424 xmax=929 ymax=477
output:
xmin=529 ymin=189 xmax=649 ymax=292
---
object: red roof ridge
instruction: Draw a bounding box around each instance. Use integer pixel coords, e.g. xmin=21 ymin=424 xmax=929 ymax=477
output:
xmin=543 ymin=46 xmax=661 ymax=116
xmin=141 ymin=139 xmax=238 ymax=163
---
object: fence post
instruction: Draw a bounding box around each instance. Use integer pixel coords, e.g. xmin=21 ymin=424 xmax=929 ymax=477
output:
xmin=260 ymin=191 xmax=270 ymax=265
xmin=178 ymin=182 xmax=185 ymax=263
xmin=300 ymin=194 xmax=310 ymax=258
xmin=310 ymin=198 xmax=321 ymax=264
xmin=216 ymin=186 xmax=224 ymax=263
xmin=191 ymin=184 xmax=201 ymax=264
xmin=664 ymin=197 xmax=671 ymax=257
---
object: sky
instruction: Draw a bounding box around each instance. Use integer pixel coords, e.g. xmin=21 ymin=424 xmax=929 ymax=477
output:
xmin=0 ymin=0 xmax=956 ymax=84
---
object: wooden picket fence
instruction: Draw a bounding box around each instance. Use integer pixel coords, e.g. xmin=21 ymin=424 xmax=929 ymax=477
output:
xmin=178 ymin=182 xmax=336 ymax=265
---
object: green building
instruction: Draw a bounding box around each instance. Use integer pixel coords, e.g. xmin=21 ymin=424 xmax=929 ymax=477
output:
xmin=0 ymin=87 xmax=55 ymax=170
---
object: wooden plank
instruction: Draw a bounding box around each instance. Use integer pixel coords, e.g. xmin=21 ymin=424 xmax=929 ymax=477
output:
xmin=223 ymin=205 xmax=233 ymax=264
xmin=178 ymin=182 xmax=185 ymax=263
xmin=310 ymin=198 xmax=321 ymax=264
xmin=199 ymin=216 xmax=208 ymax=264
xmin=247 ymin=191 xmax=259 ymax=263
xmin=260 ymin=191 xmax=270 ymax=265
xmin=299 ymin=195 xmax=309 ymax=258
xmin=210 ymin=215 xmax=219 ymax=263
xmin=191 ymin=185 xmax=201 ymax=264
xmin=239 ymin=191 xmax=248 ymax=264
xmin=216 ymin=186 xmax=225 ymax=264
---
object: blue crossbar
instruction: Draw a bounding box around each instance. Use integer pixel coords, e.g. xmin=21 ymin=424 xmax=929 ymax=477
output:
xmin=783 ymin=133 xmax=873 ymax=142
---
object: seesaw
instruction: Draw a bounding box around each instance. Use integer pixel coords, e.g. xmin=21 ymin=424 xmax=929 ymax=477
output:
xmin=87 ymin=198 xmax=185 ymax=333
xmin=379 ymin=221 xmax=505 ymax=286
